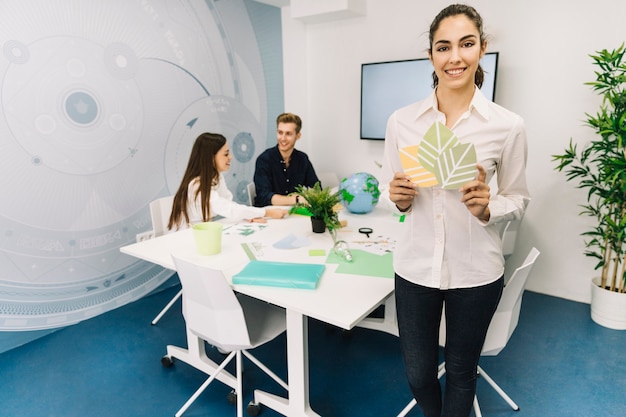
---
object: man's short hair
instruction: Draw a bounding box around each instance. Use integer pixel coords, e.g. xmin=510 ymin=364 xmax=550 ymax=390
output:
xmin=276 ymin=113 xmax=302 ymax=134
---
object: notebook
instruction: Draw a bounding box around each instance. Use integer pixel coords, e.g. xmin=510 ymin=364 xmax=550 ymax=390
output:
xmin=232 ymin=260 xmax=325 ymax=289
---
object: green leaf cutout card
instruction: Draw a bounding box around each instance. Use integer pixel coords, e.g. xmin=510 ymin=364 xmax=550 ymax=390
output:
xmin=399 ymin=122 xmax=477 ymax=189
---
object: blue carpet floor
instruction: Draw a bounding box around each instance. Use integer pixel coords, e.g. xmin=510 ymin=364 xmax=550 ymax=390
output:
xmin=1 ymin=285 xmax=625 ymax=417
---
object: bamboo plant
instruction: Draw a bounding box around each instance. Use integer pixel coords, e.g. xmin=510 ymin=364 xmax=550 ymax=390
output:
xmin=553 ymin=43 xmax=626 ymax=293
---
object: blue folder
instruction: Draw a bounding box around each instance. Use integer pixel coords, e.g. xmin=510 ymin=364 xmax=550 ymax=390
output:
xmin=232 ymin=260 xmax=325 ymax=289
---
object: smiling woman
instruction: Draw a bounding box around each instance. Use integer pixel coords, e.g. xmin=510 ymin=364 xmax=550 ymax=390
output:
xmin=380 ymin=4 xmax=530 ymax=416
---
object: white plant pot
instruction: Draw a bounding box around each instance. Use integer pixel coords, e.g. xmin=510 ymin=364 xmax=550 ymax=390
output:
xmin=590 ymin=277 xmax=626 ymax=330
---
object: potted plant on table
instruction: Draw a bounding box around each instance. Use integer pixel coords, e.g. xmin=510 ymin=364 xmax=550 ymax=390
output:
xmin=552 ymin=43 xmax=626 ymax=329
xmin=292 ymin=182 xmax=341 ymax=233
xmin=292 ymin=182 xmax=353 ymax=262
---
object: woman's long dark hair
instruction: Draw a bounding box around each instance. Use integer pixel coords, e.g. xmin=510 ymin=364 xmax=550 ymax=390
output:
xmin=168 ymin=132 xmax=226 ymax=230
xmin=429 ymin=4 xmax=486 ymax=89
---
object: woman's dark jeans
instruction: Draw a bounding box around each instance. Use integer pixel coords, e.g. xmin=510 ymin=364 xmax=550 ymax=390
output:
xmin=395 ymin=274 xmax=504 ymax=417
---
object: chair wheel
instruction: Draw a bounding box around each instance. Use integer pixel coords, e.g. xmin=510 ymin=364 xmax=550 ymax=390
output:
xmin=226 ymin=390 xmax=237 ymax=405
xmin=161 ymin=355 xmax=174 ymax=368
xmin=246 ymin=401 xmax=262 ymax=416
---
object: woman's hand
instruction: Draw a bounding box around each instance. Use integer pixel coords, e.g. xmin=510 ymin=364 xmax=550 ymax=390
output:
xmin=264 ymin=208 xmax=289 ymax=219
xmin=247 ymin=208 xmax=288 ymax=223
xmin=460 ymin=164 xmax=491 ymax=221
xmin=389 ymin=172 xmax=418 ymax=211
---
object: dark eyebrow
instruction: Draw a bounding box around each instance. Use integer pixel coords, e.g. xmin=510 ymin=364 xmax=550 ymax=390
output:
xmin=459 ymin=34 xmax=478 ymax=42
xmin=434 ymin=34 xmax=478 ymax=46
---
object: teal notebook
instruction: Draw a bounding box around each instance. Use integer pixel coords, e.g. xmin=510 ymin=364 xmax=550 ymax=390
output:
xmin=232 ymin=260 xmax=325 ymax=289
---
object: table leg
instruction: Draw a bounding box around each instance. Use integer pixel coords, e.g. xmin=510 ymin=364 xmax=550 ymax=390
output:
xmin=355 ymin=294 xmax=399 ymax=336
xmin=254 ymin=309 xmax=321 ymax=417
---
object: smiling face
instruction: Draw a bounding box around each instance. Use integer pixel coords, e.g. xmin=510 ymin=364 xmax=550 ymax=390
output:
xmin=276 ymin=122 xmax=300 ymax=155
xmin=429 ymin=14 xmax=486 ymax=95
xmin=214 ymin=142 xmax=232 ymax=173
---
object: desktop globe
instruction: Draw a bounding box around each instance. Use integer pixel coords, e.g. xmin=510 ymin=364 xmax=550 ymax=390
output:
xmin=339 ymin=172 xmax=381 ymax=214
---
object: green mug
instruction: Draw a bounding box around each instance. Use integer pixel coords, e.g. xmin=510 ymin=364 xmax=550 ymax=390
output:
xmin=192 ymin=222 xmax=223 ymax=255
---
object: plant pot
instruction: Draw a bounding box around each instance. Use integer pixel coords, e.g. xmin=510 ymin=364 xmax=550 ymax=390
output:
xmin=310 ymin=217 xmax=326 ymax=233
xmin=590 ymin=277 xmax=626 ymax=330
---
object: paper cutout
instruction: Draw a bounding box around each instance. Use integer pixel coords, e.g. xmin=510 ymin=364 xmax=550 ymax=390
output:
xmin=326 ymin=249 xmax=393 ymax=278
xmin=351 ymin=234 xmax=397 ymax=256
xmin=419 ymin=122 xmax=460 ymax=172
xmin=241 ymin=242 xmax=264 ymax=259
xmin=400 ymin=122 xmax=477 ymax=189
xmin=223 ymin=223 xmax=267 ymax=236
xmin=272 ymin=233 xmax=310 ymax=249
xmin=399 ymin=145 xmax=438 ymax=187
xmin=435 ymin=142 xmax=477 ymax=189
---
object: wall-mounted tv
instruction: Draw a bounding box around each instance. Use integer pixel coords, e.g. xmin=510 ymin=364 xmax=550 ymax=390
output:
xmin=360 ymin=52 xmax=499 ymax=140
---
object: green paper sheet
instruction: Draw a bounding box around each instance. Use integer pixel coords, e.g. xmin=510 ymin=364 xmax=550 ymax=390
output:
xmin=326 ymin=249 xmax=394 ymax=278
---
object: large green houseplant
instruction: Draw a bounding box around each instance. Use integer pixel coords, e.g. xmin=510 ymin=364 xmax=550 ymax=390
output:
xmin=552 ymin=44 xmax=626 ymax=329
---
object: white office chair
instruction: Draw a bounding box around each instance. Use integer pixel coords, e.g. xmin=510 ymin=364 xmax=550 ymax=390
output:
xmin=147 ymin=195 xmax=183 ymax=326
xmin=247 ymin=182 xmax=256 ymax=206
xmin=163 ymin=254 xmax=288 ymax=417
xmin=397 ymin=247 xmax=540 ymax=417
xmin=501 ymin=219 xmax=520 ymax=258
xmin=150 ymin=195 xmax=174 ymax=237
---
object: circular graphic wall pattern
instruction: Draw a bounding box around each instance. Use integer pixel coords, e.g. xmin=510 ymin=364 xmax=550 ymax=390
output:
xmin=0 ymin=0 xmax=271 ymax=331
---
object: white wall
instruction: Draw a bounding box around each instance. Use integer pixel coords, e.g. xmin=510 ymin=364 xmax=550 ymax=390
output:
xmin=279 ymin=0 xmax=626 ymax=303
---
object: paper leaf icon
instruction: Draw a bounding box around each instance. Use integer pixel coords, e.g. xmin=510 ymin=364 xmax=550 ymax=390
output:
xmin=399 ymin=145 xmax=438 ymax=187
xmin=399 ymin=122 xmax=476 ymax=189
xmin=434 ymin=142 xmax=477 ymax=189
xmin=418 ymin=122 xmax=459 ymax=173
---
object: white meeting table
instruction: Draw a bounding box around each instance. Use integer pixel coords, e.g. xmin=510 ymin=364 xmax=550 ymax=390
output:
xmin=120 ymin=207 xmax=401 ymax=417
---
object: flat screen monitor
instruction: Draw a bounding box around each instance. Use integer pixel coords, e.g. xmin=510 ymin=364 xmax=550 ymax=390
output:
xmin=360 ymin=52 xmax=499 ymax=140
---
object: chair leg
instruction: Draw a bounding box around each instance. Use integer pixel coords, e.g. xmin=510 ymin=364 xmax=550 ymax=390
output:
xmin=396 ymin=363 xmax=519 ymax=417
xmin=175 ymin=351 xmax=237 ymax=417
xmin=236 ymin=351 xmax=243 ymax=417
xmin=397 ymin=399 xmax=417 ymax=417
xmin=151 ymin=289 xmax=182 ymax=325
xmin=396 ymin=363 xmax=447 ymax=417
xmin=476 ymin=365 xmax=520 ymax=411
xmin=473 ymin=395 xmax=482 ymax=417
xmin=242 ymin=350 xmax=288 ymax=391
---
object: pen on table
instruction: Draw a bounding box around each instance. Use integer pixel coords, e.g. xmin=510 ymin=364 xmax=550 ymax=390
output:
xmin=352 ymin=240 xmax=388 ymax=244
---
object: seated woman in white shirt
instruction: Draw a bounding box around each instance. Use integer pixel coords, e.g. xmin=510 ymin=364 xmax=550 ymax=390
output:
xmin=168 ymin=132 xmax=288 ymax=231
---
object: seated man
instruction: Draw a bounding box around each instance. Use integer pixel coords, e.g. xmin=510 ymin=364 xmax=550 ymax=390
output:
xmin=253 ymin=112 xmax=319 ymax=206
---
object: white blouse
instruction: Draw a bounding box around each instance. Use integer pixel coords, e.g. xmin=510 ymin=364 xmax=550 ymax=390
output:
xmin=379 ymin=88 xmax=531 ymax=289
xmin=185 ymin=174 xmax=265 ymax=226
